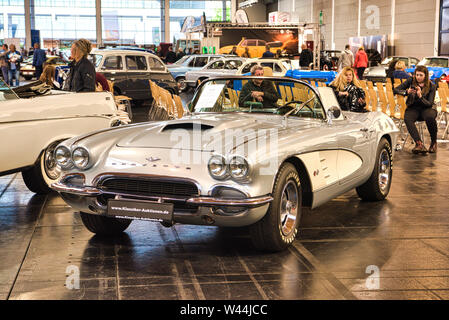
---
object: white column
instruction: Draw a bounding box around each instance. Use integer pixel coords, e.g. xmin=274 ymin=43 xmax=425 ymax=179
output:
xmin=96 ymin=0 xmax=102 ymax=47
xmin=435 ymin=0 xmax=441 ymax=56
xmin=231 ymin=0 xmax=237 ymax=22
xmin=25 ymin=0 xmax=31 ymax=49
xmin=310 ymin=0 xmax=314 ymax=23
xmin=165 ymin=0 xmax=170 ymax=43
xmin=331 ymin=0 xmax=335 ymax=50
xmin=390 ymin=0 xmax=395 ymax=50
xmin=357 ymin=0 xmax=361 ymax=37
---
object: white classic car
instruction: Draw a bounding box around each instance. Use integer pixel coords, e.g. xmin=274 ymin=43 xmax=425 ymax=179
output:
xmin=52 ymin=76 xmax=399 ymax=251
xmin=0 ymin=79 xmax=125 ymax=194
xmin=237 ymin=58 xmax=293 ymax=76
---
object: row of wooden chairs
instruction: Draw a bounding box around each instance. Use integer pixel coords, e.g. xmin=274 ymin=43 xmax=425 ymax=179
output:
xmin=105 ymin=79 xmax=132 ymax=124
xmin=149 ymin=80 xmax=184 ymax=120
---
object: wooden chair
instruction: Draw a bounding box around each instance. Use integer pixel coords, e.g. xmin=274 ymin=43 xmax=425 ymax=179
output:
xmin=227 ymin=88 xmax=237 ymax=107
xmin=438 ymin=85 xmax=449 ymax=139
xmin=385 ymin=82 xmax=398 ymax=117
xmin=278 ymin=85 xmax=287 ymax=104
xmin=386 ymin=78 xmax=392 ymax=86
xmin=376 ymin=82 xmax=388 ymax=114
xmin=359 ymin=80 xmax=370 ymax=110
xmin=366 ymin=81 xmax=377 ymax=112
xmin=173 ymin=94 xmax=184 ymax=118
xmin=107 ymin=80 xmax=132 ymax=123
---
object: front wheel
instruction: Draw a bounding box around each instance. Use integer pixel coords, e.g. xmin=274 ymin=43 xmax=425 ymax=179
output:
xmin=356 ymin=138 xmax=393 ymax=201
xmin=176 ymin=77 xmax=187 ymax=92
xmin=249 ymin=163 xmax=302 ymax=251
xmin=80 ymin=212 xmax=132 ymax=235
xmin=22 ymin=141 xmax=62 ymax=194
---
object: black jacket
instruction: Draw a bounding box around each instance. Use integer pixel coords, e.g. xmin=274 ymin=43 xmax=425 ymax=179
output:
xmin=238 ymin=80 xmax=279 ymax=108
xmin=330 ymin=83 xmax=367 ymax=112
xmin=393 ymin=77 xmax=436 ymax=110
xmin=66 ymin=57 xmax=96 ymax=92
xmin=299 ymin=49 xmax=313 ymax=67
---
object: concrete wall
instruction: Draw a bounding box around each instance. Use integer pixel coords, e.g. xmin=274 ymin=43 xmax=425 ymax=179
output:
xmin=237 ymin=0 xmax=267 ymax=22
xmin=277 ymin=0 xmax=440 ymax=59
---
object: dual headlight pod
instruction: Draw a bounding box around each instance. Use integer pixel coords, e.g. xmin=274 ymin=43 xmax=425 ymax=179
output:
xmin=208 ymin=155 xmax=250 ymax=181
xmin=55 ymin=146 xmax=90 ymax=170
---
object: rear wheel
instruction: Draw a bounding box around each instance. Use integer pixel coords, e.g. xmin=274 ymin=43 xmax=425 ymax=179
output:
xmin=249 ymin=163 xmax=302 ymax=252
xmin=22 ymin=141 xmax=62 ymax=194
xmin=356 ymin=138 xmax=392 ymax=201
xmin=80 ymin=212 xmax=132 ymax=235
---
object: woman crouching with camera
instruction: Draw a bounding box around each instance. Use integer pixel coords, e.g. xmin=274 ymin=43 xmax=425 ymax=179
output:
xmin=329 ymin=66 xmax=367 ymax=112
xmin=394 ymin=65 xmax=437 ymax=154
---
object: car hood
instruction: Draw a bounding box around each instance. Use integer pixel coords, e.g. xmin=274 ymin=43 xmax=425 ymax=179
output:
xmin=365 ymin=65 xmax=386 ymax=75
xmin=115 ymin=113 xmax=319 ymax=153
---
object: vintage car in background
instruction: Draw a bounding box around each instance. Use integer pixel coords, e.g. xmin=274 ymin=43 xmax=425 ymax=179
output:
xmin=52 ymin=76 xmax=399 ymax=251
xmin=320 ymin=50 xmax=343 ymax=70
xmin=0 ymin=79 xmax=127 ymax=194
xmin=166 ymin=54 xmax=225 ymax=91
xmin=406 ymin=56 xmax=449 ymax=82
xmin=237 ymin=58 xmax=292 ymax=76
xmin=364 ymin=56 xmax=420 ymax=82
xmin=20 ymin=55 xmax=69 ymax=80
xmin=185 ymin=57 xmax=247 ymax=88
xmin=89 ymin=49 xmax=178 ymax=106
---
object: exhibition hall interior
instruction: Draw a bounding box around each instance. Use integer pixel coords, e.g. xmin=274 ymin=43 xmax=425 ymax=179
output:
xmin=2 ymin=0 xmax=449 ymax=303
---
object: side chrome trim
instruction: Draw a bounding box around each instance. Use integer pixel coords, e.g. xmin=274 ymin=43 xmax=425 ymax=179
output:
xmin=51 ymin=182 xmax=102 ymax=196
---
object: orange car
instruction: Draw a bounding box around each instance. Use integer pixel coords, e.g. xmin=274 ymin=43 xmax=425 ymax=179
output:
xmin=219 ymin=38 xmax=271 ymax=58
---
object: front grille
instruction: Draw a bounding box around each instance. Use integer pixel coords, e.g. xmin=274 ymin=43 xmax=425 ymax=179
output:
xmin=99 ymin=178 xmax=199 ymax=198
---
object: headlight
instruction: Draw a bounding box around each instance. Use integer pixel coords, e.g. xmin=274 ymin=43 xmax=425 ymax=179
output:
xmin=229 ymin=156 xmax=249 ymax=180
xmin=72 ymin=147 xmax=90 ymax=169
xmin=55 ymin=146 xmax=72 ymax=168
xmin=208 ymin=155 xmax=228 ymax=180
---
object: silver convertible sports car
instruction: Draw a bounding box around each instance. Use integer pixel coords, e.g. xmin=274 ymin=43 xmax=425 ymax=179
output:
xmin=52 ymin=76 xmax=399 ymax=251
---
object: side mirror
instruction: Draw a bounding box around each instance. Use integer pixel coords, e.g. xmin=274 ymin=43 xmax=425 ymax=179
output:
xmin=327 ymin=106 xmax=341 ymax=124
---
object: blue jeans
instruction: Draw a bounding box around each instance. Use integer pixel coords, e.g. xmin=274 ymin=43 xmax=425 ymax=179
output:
xmin=1 ymin=66 xmax=8 ymax=84
xmin=8 ymin=68 xmax=20 ymax=87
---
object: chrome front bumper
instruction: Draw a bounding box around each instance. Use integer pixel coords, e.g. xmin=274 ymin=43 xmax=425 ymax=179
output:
xmin=51 ymin=182 xmax=273 ymax=208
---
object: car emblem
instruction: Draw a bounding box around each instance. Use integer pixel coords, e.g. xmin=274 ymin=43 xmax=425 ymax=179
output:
xmin=146 ymin=157 xmax=161 ymax=162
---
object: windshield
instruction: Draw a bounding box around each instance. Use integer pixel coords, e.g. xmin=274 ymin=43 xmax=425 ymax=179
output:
xmin=418 ymin=58 xmax=449 ymax=68
xmin=88 ymin=54 xmax=103 ymax=68
xmin=173 ymin=55 xmax=190 ymax=65
xmin=381 ymin=57 xmax=409 ymax=66
xmin=0 ymin=79 xmax=19 ymax=101
xmin=190 ymin=77 xmax=325 ymax=120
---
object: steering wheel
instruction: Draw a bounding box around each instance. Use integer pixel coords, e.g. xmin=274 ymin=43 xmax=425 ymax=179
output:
xmin=276 ymin=100 xmax=315 ymax=116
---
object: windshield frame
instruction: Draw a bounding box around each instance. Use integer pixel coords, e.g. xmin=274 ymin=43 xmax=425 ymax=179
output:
xmin=0 ymin=79 xmax=20 ymax=101
xmin=189 ymin=76 xmax=326 ymax=121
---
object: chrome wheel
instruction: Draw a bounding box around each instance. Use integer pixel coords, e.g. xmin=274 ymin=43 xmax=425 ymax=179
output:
xmin=177 ymin=78 xmax=187 ymax=91
xmin=378 ymin=149 xmax=391 ymax=193
xmin=280 ymin=180 xmax=299 ymax=236
xmin=44 ymin=142 xmax=62 ymax=180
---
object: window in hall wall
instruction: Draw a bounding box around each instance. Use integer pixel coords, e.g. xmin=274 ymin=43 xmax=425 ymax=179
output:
xmin=440 ymin=2 xmax=449 ymax=55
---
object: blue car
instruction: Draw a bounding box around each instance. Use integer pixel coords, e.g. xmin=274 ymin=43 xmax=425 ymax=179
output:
xmin=285 ymin=69 xmax=338 ymax=85
xmin=405 ymin=56 xmax=449 ymax=82
xmin=167 ymin=54 xmax=227 ymax=91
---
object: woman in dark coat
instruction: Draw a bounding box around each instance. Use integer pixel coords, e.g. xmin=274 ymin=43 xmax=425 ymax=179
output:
xmin=65 ymin=38 xmax=96 ymax=92
xmin=394 ymin=65 xmax=437 ymax=154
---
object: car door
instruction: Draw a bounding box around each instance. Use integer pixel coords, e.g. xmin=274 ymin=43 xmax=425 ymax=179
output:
xmin=147 ymin=56 xmax=173 ymax=90
xmin=99 ymin=55 xmax=127 ymax=95
xmin=317 ymin=87 xmax=376 ymax=185
xmin=125 ymin=54 xmax=151 ymax=100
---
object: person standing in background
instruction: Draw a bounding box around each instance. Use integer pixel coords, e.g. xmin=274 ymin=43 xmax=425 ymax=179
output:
xmin=33 ymin=43 xmax=47 ymax=80
xmin=262 ymin=45 xmax=275 ymax=58
xmin=337 ymin=44 xmax=354 ymax=71
xmin=353 ymin=46 xmax=368 ymax=80
xmin=299 ymin=44 xmax=313 ymax=69
xmin=165 ymin=46 xmax=177 ymax=64
xmin=0 ymin=44 xmax=9 ymax=84
xmin=7 ymin=44 xmax=22 ymax=87
xmin=65 ymin=38 xmax=96 ymax=92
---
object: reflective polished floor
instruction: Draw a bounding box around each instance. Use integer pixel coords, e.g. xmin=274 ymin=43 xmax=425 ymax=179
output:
xmin=2 ymin=105 xmax=449 ymax=299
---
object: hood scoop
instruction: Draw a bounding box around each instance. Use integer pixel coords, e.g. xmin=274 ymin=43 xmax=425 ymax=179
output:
xmin=161 ymin=123 xmax=214 ymax=132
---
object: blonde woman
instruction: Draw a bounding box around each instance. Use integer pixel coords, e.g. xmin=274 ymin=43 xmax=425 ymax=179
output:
xmin=65 ymin=38 xmax=95 ymax=92
xmin=329 ymin=66 xmax=366 ymax=112
xmin=393 ymin=60 xmax=411 ymax=80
